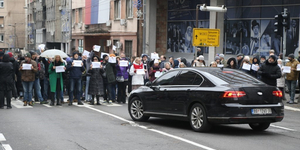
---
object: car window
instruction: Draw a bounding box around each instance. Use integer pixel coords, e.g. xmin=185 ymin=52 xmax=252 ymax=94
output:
xmin=153 ymin=71 xmax=179 ymax=86
xmin=172 ymin=71 xmax=203 ymax=85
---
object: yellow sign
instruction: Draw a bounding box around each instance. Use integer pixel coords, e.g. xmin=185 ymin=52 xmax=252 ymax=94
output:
xmin=193 ymin=28 xmax=220 ymax=47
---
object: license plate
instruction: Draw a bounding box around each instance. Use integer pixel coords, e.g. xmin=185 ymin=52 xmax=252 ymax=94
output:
xmin=251 ymin=108 xmax=272 ymax=115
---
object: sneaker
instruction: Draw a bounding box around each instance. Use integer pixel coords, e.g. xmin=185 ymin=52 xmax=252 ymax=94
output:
xmin=109 ymin=100 xmax=112 ymax=104
xmin=28 ymin=101 xmax=33 ymax=106
xmin=23 ymin=101 xmax=27 ymax=106
xmin=287 ymin=101 xmax=294 ymax=104
xmin=78 ymin=102 xmax=84 ymax=105
xmin=7 ymin=106 xmax=12 ymax=109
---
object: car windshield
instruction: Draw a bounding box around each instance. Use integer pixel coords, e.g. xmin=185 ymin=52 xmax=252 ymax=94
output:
xmin=202 ymin=69 xmax=263 ymax=85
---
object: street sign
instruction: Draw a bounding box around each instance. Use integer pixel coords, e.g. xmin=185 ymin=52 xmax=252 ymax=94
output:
xmin=193 ymin=28 xmax=220 ymax=47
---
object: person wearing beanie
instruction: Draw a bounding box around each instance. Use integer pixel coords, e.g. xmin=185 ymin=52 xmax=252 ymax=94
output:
xmin=19 ymin=52 xmax=38 ymax=106
xmin=130 ymin=57 xmax=145 ymax=90
xmin=83 ymin=48 xmax=97 ymax=103
xmin=103 ymin=53 xmax=117 ymax=103
xmin=219 ymin=53 xmax=227 ymax=67
xmin=285 ymin=53 xmax=300 ymax=104
xmin=236 ymin=53 xmax=244 ymax=69
xmin=240 ymin=56 xmax=252 ymax=74
xmin=141 ymin=54 xmax=150 ymax=84
xmin=260 ymin=55 xmax=266 ymax=64
xmin=67 ymin=52 xmax=85 ymax=105
xmin=193 ymin=55 xmax=205 ymax=67
xmin=7 ymin=52 xmax=20 ymax=99
xmin=258 ymin=54 xmax=281 ymax=87
xmin=215 ymin=56 xmax=221 ymax=64
xmin=251 ymin=55 xmax=261 ymax=79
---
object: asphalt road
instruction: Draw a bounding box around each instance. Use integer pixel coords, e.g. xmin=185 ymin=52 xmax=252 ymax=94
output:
xmin=0 ymin=99 xmax=299 ymax=150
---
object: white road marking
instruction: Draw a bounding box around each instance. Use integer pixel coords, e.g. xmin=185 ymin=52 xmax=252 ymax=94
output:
xmin=76 ymin=105 xmax=215 ymax=150
xmin=10 ymin=101 xmax=32 ymax=109
xmin=2 ymin=144 xmax=13 ymax=150
xmin=105 ymin=103 xmax=122 ymax=107
xmin=270 ymin=125 xmax=297 ymax=132
xmin=42 ymin=104 xmax=52 ymax=108
xmin=284 ymin=106 xmax=300 ymax=112
xmin=0 ymin=133 xmax=6 ymax=142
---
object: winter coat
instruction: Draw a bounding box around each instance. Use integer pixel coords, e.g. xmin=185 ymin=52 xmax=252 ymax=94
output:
xmin=48 ymin=61 xmax=65 ymax=92
xmin=0 ymin=54 xmax=14 ymax=91
xmin=116 ymin=58 xmax=129 ymax=80
xmin=106 ymin=62 xmax=117 ymax=84
xmin=277 ymin=65 xmax=285 ymax=88
xmin=258 ymin=59 xmax=281 ymax=86
xmin=226 ymin=57 xmax=237 ymax=69
xmin=285 ymin=59 xmax=299 ymax=81
xmin=159 ymin=60 xmax=166 ymax=69
xmin=221 ymin=59 xmax=227 ymax=67
xmin=9 ymin=57 xmax=19 ymax=80
xmin=129 ymin=62 xmax=145 ymax=85
xmin=251 ymin=56 xmax=261 ymax=79
xmin=20 ymin=59 xmax=38 ymax=82
xmin=88 ymin=68 xmax=104 ymax=95
xmin=149 ymin=65 xmax=161 ymax=82
xmin=240 ymin=62 xmax=252 ymax=75
xmin=67 ymin=58 xmax=85 ymax=79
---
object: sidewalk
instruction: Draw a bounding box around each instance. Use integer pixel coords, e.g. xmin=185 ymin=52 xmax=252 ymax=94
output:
xmin=284 ymin=93 xmax=300 ymax=109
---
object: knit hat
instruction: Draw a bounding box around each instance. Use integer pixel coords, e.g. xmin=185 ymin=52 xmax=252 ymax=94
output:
xmin=103 ymin=54 xmax=108 ymax=59
xmin=237 ymin=53 xmax=243 ymax=57
xmin=154 ymin=59 xmax=159 ymax=64
xmin=288 ymin=54 xmax=294 ymax=59
xmin=198 ymin=55 xmax=204 ymax=60
xmin=215 ymin=56 xmax=220 ymax=61
xmin=219 ymin=54 xmax=224 ymax=58
xmin=261 ymin=55 xmax=266 ymax=59
xmin=109 ymin=54 xmax=116 ymax=57
xmin=7 ymin=52 xmax=13 ymax=58
xmin=24 ymin=52 xmax=31 ymax=58
xmin=244 ymin=56 xmax=250 ymax=61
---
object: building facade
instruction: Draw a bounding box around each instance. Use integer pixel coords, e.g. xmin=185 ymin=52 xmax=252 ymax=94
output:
xmin=0 ymin=0 xmax=26 ymax=53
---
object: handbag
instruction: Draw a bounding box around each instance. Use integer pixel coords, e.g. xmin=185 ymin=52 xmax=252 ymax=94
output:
xmin=116 ymin=76 xmax=124 ymax=82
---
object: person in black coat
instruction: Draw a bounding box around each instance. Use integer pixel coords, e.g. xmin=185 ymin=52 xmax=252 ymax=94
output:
xmin=258 ymin=55 xmax=281 ymax=86
xmin=88 ymin=56 xmax=104 ymax=105
xmin=226 ymin=57 xmax=237 ymax=69
xmin=0 ymin=54 xmax=14 ymax=109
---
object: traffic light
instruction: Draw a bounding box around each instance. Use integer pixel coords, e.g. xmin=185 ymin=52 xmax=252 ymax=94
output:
xmin=274 ymin=14 xmax=283 ymax=36
xmin=282 ymin=12 xmax=290 ymax=30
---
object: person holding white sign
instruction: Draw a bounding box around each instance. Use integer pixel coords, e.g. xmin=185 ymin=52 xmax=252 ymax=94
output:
xmin=116 ymin=53 xmax=129 ymax=103
xmin=19 ymin=53 xmax=38 ymax=106
xmin=258 ymin=55 xmax=281 ymax=87
xmin=251 ymin=56 xmax=261 ymax=79
xmin=88 ymin=56 xmax=104 ymax=105
xmin=285 ymin=54 xmax=300 ymax=104
xmin=240 ymin=56 xmax=252 ymax=75
xmin=48 ymin=55 xmax=66 ymax=106
xmin=149 ymin=59 xmax=162 ymax=81
xmin=276 ymin=59 xmax=287 ymax=101
xmin=67 ymin=52 xmax=85 ymax=105
xmin=129 ymin=57 xmax=145 ymax=90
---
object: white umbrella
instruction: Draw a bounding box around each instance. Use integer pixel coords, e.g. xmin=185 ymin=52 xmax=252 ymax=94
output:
xmin=40 ymin=49 xmax=68 ymax=58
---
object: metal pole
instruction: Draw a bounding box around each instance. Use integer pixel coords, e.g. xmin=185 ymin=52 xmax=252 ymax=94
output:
xmin=14 ymin=23 xmax=16 ymax=51
xmin=283 ymin=8 xmax=287 ymax=65
xmin=195 ymin=4 xmax=201 ymax=60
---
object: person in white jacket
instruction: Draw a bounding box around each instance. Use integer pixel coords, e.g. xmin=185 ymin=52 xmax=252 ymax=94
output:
xmin=129 ymin=57 xmax=145 ymax=90
xmin=276 ymin=59 xmax=286 ymax=100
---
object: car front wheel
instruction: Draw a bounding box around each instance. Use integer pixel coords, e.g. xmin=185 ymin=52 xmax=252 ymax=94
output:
xmin=249 ymin=123 xmax=270 ymax=131
xmin=189 ymin=103 xmax=211 ymax=132
xmin=128 ymin=97 xmax=150 ymax=121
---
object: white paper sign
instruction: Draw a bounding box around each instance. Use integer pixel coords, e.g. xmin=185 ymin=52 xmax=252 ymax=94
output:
xmin=136 ymin=69 xmax=145 ymax=75
xmin=92 ymin=62 xmax=101 ymax=68
xmin=242 ymin=63 xmax=251 ymax=71
xmin=217 ymin=64 xmax=224 ymax=68
xmin=82 ymin=50 xmax=90 ymax=58
xmin=155 ymin=71 xmax=162 ymax=77
xmin=101 ymin=52 xmax=109 ymax=59
xmin=251 ymin=64 xmax=259 ymax=71
xmin=55 ymin=66 xmax=65 ymax=73
xmin=283 ymin=66 xmax=291 ymax=73
xmin=151 ymin=53 xmax=159 ymax=60
xmin=297 ymin=64 xmax=300 ymax=71
xmin=73 ymin=60 xmax=82 ymax=67
xmin=22 ymin=64 xmax=32 ymax=70
xmin=93 ymin=45 xmax=101 ymax=52
xmin=120 ymin=60 xmax=128 ymax=67
xmin=109 ymin=57 xmax=116 ymax=63
xmin=113 ymin=45 xmax=117 ymax=51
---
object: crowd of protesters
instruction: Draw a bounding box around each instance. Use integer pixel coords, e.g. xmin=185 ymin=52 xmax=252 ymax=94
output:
xmin=0 ymin=47 xmax=298 ymax=109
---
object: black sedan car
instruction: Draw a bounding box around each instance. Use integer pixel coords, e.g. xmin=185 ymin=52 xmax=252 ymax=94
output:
xmin=127 ymin=68 xmax=284 ymax=132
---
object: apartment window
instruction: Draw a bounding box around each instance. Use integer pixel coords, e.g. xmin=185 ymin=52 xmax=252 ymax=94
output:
xmin=0 ymin=34 xmax=4 ymax=42
xmin=125 ymin=41 xmax=132 ymax=57
xmin=78 ymin=8 xmax=83 ymax=23
xmin=114 ymin=0 xmax=121 ymax=19
xmin=0 ymin=0 xmax=4 ymax=8
xmin=78 ymin=39 xmax=83 ymax=53
xmin=126 ymin=0 xmax=133 ymax=18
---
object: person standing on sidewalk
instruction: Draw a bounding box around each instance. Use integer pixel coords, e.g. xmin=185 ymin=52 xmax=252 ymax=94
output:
xmin=130 ymin=57 xmax=145 ymax=90
xmin=257 ymin=55 xmax=281 ymax=86
xmin=19 ymin=53 xmax=38 ymax=106
xmin=285 ymin=54 xmax=299 ymax=104
xmin=0 ymin=54 xmax=14 ymax=109
xmin=88 ymin=56 xmax=104 ymax=105
xmin=276 ymin=59 xmax=287 ymax=101
xmin=116 ymin=53 xmax=129 ymax=104
xmin=48 ymin=55 xmax=66 ymax=106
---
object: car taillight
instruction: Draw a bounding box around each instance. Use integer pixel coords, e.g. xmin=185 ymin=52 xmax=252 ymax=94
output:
xmin=223 ymin=91 xmax=246 ymax=98
xmin=273 ymin=91 xmax=282 ymax=97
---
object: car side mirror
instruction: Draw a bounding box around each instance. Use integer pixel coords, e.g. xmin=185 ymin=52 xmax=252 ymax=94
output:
xmin=145 ymin=81 xmax=152 ymax=87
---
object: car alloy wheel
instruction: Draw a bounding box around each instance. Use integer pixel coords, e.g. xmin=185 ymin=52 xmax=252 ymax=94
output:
xmin=189 ymin=103 xmax=211 ymax=132
xmin=128 ymin=97 xmax=149 ymax=121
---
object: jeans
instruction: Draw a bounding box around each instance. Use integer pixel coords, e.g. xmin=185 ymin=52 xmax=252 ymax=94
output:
xmin=286 ymin=80 xmax=297 ymax=102
xmin=85 ymin=76 xmax=92 ymax=101
xmin=0 ymin=90 xmax=12 ymax=108
xmin=43 ymin=78 xmax=50 ymax=100
xmin=22 ymin=81 xmax=34 ymax=102
xmin=34 ymin=78 xmax=44 ymax=102
xmin=117 ymin=81 xmax=128 ymax=103
xmin=108 ymin=83 xmax=116 ymax=101
xmin=69 ymin=78 xmax=82 ymax=103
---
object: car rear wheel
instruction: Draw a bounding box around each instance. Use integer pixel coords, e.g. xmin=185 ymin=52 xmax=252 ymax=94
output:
xmin=249 ymin=123 xmax=270 ymax=131
xmin=128 ymin=97 xmax=149 ymax=121
xmin=189 ymin=103 xmax=211 ymax=132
